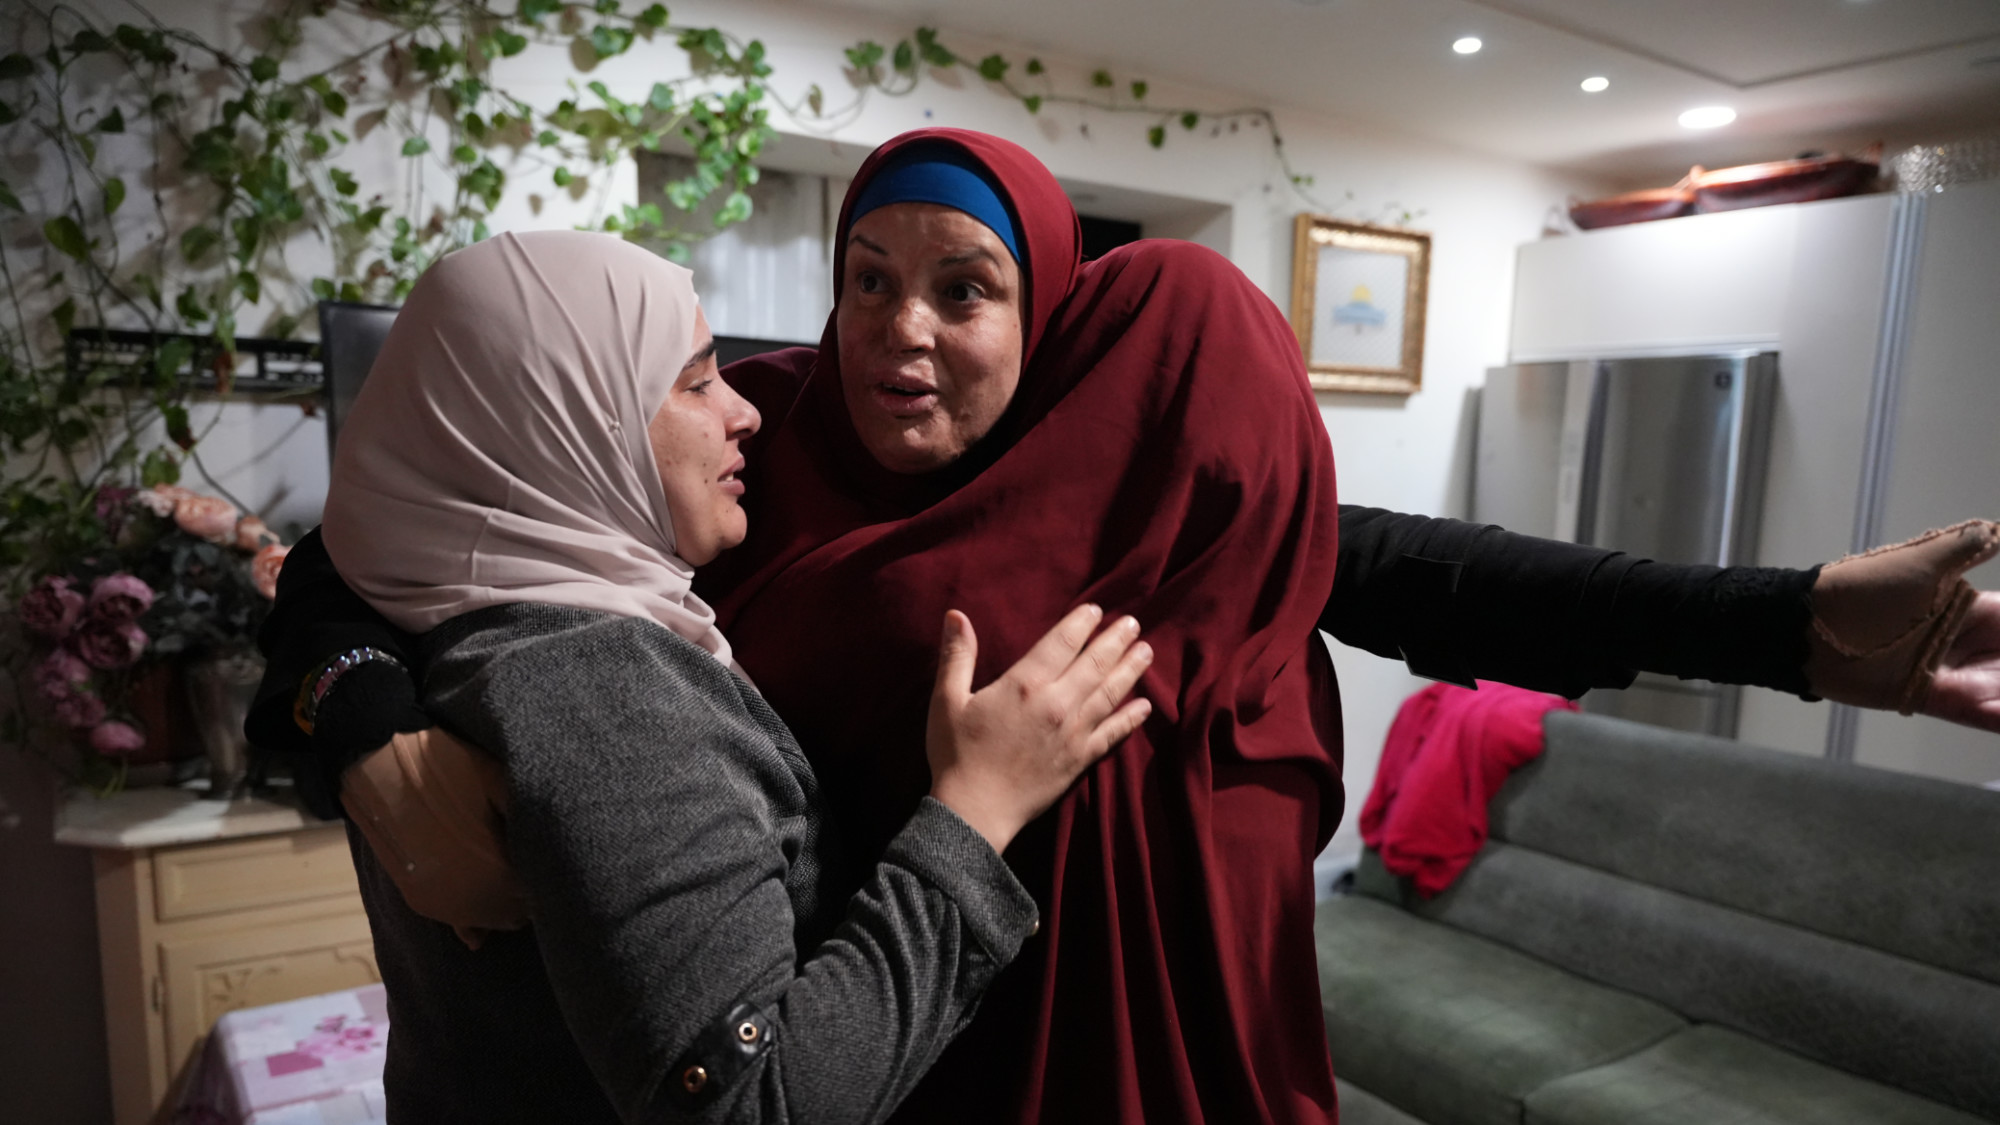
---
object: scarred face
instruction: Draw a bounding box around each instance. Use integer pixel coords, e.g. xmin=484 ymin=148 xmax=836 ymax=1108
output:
xmin=648 ymin=307 xmax=761 ymax=565
xmin=836 ymin=203 xmax=1025 ymax=475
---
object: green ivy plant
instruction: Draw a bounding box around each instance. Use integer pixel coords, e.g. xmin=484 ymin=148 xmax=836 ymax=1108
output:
xmin=0 ymin=0 xmax=777 ymax=593
xmin=0 ymin=0 xmax=784 ymax=780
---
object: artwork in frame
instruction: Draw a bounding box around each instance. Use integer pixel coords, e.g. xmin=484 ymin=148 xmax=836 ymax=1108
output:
xmin=1289 ymin=215 xmax=1431 ymax=394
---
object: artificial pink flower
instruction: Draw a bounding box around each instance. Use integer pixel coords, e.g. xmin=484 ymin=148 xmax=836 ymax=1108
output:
xmin=234 ymin=515 xmax=281 ymax=552
xmin=33 ymin=648 xmax=93 ymax=702
xmin=88 ymin=573 xmax=155 ymax=623
xmin=173 ymin=493 xmax=240 ymax=544
xmin=73 ymin=618 xmax=148 ymax=670
xmin=17 ymin=576 xmax=87 ymax=639
xmin=89 ymin=720 xmax=147 ymax=756
xmin=52 ymin=691 xmax=107 ymax=729
xmin=251 ymin=543 xmax=290 ymax=600
xmin=135 ymin=484 xmax=187 ymax=518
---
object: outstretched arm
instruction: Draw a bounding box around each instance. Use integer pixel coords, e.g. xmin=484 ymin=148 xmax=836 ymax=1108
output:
xmin=1326 ymin=505 xmax=1815 ymax=699
xmin=1330 ymin=506 xmax=2000 ymax=734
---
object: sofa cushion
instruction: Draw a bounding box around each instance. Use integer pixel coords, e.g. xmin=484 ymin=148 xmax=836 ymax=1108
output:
xmin=1409 ymin=842 xmax=2000 ymax=1120
xmin=1493 ymin=712 xmax=2000 ymax=987
xmin=1336 ymin=1078 xmax=1428 ymax=1125
xmin=1316 ymin=895 xmax=1685 ymax=1125
xmin=1524 ymin=1025 xmax=1994 ymax=1125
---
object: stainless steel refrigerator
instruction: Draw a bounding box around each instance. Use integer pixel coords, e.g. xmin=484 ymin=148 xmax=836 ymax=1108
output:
xmin=1473 ymin=353 xmax=1779 ymax=737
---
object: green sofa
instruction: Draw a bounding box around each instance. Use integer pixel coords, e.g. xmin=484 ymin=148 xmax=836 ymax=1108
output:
xmin=1316 ymin=711 xmax=2000 ymax=1125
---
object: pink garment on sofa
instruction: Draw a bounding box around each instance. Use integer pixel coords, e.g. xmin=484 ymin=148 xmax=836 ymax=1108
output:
xmin=1360 ymin=682 xmax=1578 ymax=897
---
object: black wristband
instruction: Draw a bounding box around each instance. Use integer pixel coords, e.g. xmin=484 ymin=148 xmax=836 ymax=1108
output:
xmin=299 ymin=661 xmax=429 ymax=820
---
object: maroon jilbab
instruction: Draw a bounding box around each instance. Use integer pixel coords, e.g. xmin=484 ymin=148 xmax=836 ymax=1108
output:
xmin=703 ymin=128 xmax=1345 ymax=1123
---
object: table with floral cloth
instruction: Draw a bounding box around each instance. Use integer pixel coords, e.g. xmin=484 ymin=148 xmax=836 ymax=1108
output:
xmin=172 ymin=983 xmax=388 ymax=1125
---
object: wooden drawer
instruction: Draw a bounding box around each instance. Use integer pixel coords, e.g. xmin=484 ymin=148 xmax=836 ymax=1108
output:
xmin=158 ymin=909 xmax=379 ymax=1074
xmin=153 ymin=825 xmax=359 ymax=922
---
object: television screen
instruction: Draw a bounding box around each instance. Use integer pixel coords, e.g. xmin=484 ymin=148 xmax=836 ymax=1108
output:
xmin=316 ymin=301 xmax=400 ymax=463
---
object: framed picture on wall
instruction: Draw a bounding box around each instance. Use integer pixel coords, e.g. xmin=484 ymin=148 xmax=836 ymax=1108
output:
xmin=1289 ymin=215 xmax=1431 ymax=395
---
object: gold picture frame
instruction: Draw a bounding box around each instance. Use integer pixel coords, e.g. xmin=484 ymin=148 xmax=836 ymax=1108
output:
xmin=1289 ymin=215 xmax=1431 ymax=395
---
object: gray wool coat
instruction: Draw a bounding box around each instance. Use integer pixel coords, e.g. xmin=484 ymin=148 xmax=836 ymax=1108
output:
xmin=348 ymin=602 xmax=1039 ymax=1123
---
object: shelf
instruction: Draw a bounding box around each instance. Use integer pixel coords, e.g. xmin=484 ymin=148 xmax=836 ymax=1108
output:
xmin=64 ymin=327 xmax=322 ymax=397
xmin=53 ymin=785 xmax=331 ymax=850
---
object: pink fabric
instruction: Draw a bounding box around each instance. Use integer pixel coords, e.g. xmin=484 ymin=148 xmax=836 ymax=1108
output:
xmin=172 ymin=984 xmax=389 ymax=1125
xmin=1360 ymin=682 xmax=1578 ymax=897
xmin=323 ymin=231 xmax=735 ymax=668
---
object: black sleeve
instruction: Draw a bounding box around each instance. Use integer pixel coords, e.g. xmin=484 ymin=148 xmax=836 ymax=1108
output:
xmin=249 ymin=527 xmax=429 ymax=819
xmin=1325 ymin=505 xmax=1819 ymax=700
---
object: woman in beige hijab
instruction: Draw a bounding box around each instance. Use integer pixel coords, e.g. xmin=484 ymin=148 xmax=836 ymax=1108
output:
xmin=317 ymin=230 xmax=1153 ymax=1122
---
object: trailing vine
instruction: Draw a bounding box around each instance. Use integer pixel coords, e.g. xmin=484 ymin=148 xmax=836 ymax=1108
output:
xmin=0 ymin=0 xmax=786 ymax=774
xmin=832 ymin=28 xmax=1421 ymax=225
xmin=0 ymin=0 xmax=776 ymax=590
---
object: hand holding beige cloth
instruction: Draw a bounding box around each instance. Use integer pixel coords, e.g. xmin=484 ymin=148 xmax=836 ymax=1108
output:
xmin=341 ymin=729 xmax=526 ymax=948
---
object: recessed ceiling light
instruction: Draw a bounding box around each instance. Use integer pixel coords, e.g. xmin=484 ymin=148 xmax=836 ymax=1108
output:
xmin=1679 ymin=105 xmax=1736 ymax=129
xmin=1453 ymin=36 xmax=1483 ymax=55
xmin=1580 ymin=76 xmax=1609 ymax=93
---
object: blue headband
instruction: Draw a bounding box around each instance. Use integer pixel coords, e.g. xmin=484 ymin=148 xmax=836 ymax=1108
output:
xmin=847 ymin=146 xmax=1022 ymax=262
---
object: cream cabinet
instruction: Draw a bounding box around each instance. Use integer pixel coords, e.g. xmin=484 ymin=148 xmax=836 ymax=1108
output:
xmin=57 ymin=790 xmax=379 ymax=1125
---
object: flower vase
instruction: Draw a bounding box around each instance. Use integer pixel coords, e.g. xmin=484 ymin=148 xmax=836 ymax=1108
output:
xmin=183 ymin=652 xmax=264 ymax=800
xmin=125 ymin=661 xmax=200 ymax=766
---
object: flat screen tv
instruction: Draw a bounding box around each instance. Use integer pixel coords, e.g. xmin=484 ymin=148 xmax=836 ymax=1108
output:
xmin=317 ymin=300 xmax=400 ymax=463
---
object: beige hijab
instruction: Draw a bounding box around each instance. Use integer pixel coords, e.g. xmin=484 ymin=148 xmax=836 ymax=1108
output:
xmin=322 ymin=230 xmax=733 ymax=668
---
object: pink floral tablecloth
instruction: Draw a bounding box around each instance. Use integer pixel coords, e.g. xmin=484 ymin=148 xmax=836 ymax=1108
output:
xmin=173 ymin=983 xmax=389 ymax=1125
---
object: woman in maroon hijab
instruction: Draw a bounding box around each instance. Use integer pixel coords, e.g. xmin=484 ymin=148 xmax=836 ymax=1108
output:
xmin=705 ymin=128 xmax=1345 ymax=1123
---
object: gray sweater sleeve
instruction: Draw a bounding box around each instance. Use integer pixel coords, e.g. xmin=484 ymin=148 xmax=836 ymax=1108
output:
xmin=422 ymin=606 xmax=1038 ymax=1124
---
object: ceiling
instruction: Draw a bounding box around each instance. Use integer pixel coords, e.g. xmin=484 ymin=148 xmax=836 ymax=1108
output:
xmin=801 ymin=0 xmax=2000 ymax=186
